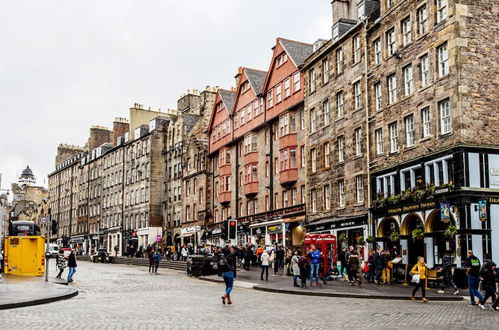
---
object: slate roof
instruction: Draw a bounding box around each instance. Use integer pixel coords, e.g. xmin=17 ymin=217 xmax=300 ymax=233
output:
xmin=245 ymin=68 xmax=267 ymax=95
xmin=279 ymin=38 xmax=313 ymax=67
xmin=219 ymin=89 xmax=236 ymax=112
xmin=182 ymin=113 xmax=201 ymax=134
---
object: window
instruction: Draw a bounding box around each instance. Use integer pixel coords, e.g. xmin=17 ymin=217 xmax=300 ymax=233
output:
xmin=290 ymin=148 xmax=297 ymax=168
xmin=338 ymin=180 xmax=345 ymax=207
xmin=355 ymin=175 xmax=364 ymax=203
xmin=300 ymin=108 xmax=305 ymax=129
xmin=439 ymin=98 xmax=451 ymax=134
xmin=336 ymin=91 xmax=344 ymax=118
xmin=247 ymin=104 xmax=252 ymax=121
xmin=323 ymin=185 xmax=331 ymax=210
xmin=322 ymin=99 xmax=330 ymax=126
xmin=388 ymin=74 xmax=397 ymax=104
xmin=401 ymin=17 xmax=411 ymax=47
xmin=420 ymin=54 xmax=430 ymax=87
xmin=300 ymin=185 xmax=306 ymax=204
xmin=309 ymin=69 xmax=316 ymax=93
xmin=387 ymin=28 xmax=396 ymax=56
xmin=354 ymin=128 xmax=362 ymax=156
xmin=324 ymin=142 xmax=331 ymax=168
xmin=293 ymin=72 xmax=301 ymax=92
xmin=405 ymin=115 xmax=415 ymax=146
xmin=389 ymin=122 xmax=399 ymax=153
xmin=274 ymin=192 xmax=279 ymax=209
xmin=375 ymin=82 xmax=382 ymax=111
xmin=310 ymin=108 xmax=317 ymax=133
xmin=417 ymin=5 xmax=428 ymax=34
xmin=284 ymin=78 xmax=291 ymax=98
xmin=311 ymin=189 xmax=317 ymax=213
xmin=291 ymin=188 xmax=297 ymax=206
xmin=374 ymin=38 xmax=382 ymax=65
xmin=437 ymin=0 xmax=448 ymax=23
xmin=276 ymin=84 xmax=282 ymax=103
xmin=338 ymin=136 xmax=345 ymax=162
xmin=387 ymin=0 xmax=395 ymax=8
xmin=353 ymin=35 xmax=361 ymax=63
xmin=437 ymin=43 xmax=449 ymax=77
xmin=375 ymin=128 xmax=384 ymax=155
xmin=283 ymin=191 xmax=289 ymax=208
xmin=323 ymin=59 xmax=329 ymax=84
xmin=403 ymin=65 xmax=413 ymax=95
xmin=279 ymin=114 xmax=289 ymax=137
xmin=336 ymin=48 xmax=343 ymax=74
xmin=421 ymin=107 xmax=431 ymax=137
xmin=274 ymin=157 xmax=279 ymax=174
xmin=300 ymin=146 xmax=305 ymax=168
xmin=267 ymin=89 xmax=273 ymax=108
xmin=311 ymin=148 xmax=317 ymax=173
xmin=353 ymin=81 xmax=362 ymax=109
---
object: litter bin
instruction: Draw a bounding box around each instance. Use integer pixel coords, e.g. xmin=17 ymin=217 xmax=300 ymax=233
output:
xmin=186 ymin=255 xmax=216 ymax=277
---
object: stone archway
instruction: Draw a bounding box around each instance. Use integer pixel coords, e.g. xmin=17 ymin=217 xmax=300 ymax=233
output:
xmin=400 ymin=213 xmax=424 ymax=236
xmin=401 ymin=213 xmax=425 ymax=265
xmin=377 ymin=217 xmax=400 ymax=238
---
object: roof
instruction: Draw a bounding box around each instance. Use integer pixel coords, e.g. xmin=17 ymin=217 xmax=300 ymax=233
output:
xmin=279 ymin=38 xmax=313 ymax=67
xmin=21 ymin=166 xmax=34 ymax=177
xmin=219 ymin=89 xmax=236 ymax=112
xmin=244 ymin=68 xmax=267 ymax=95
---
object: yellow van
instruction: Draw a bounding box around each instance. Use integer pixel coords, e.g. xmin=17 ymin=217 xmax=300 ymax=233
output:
xmin=3 ymin=236 xmax=45 ymax=276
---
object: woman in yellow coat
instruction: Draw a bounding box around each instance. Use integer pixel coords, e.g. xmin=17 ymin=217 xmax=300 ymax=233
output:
xmin=410 ymin=256 xmax=429 ymax=303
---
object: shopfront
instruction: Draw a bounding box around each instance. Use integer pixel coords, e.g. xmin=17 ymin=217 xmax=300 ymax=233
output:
xmin=106 ymin=227 xmax=122 ymax=256
xmin=137 ymin=227 xmax=162 ymax=248
xmin=69 ymin=234 xmax=85 ymax=253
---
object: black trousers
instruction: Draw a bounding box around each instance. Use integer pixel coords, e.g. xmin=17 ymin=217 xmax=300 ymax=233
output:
xmin=56 ymin=268 xmax=64 ymax=278
xmin=244 ymin=257 xmax=250 ymax=270
xmin=412 ymin=280 xmax=426 ymax=298
xmin=481 ymin=287 xmax=497 ymax=304
xmin=261 ymin=266 xmax=269 ymax=280
xmin=154 ymin=261 xmax=159 ymax=273
xmin=149 ymin=262 xmax=154 ymax=272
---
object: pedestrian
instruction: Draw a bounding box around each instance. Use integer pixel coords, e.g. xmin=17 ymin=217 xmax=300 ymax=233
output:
xmin=410 ymin=256 xmax=428 ymax=303
xmin=67 ymin=249 xmax=77 ymax=283
xmin=181 ymin=245 xmax=189 ymax=261
xmin=374 ymin=247 xmax=384 ymax=284
xmin=277 ymin=246 xmax=285 ymax=270
xmin=114 ymin=245 xmax=119 ymax=257
xmin=437 ymin=254 xmax=459 ymax=295
xmin=308 ymin=244 xmax=321 ymax=287
xmin=56 ymin=249 xmax=67 ymax=279
xmin=382 ymin=249 xmax=392 ymax=284
xmin=478 ymin=253 xmax=496 ymax=310
xmin=220 ymin=246 xmax=237 ymax=305
xmin=338 ymin=247 xmax=347 ymax=279
xmin=243 ymin=245 xmax=253 ymax=270
xmin=271 ymin=249 xmax=278 ymax=275
xmin=465 ymin=250 xmax=484 ymax=306
xmin=291 ymin=250 xmax=301 ymax=287
xmin=148 ymin=249 xmax=155 ymax=273
xmin=298 ymin=253 xmax=310 ymax=288
xmin=367 ymin=249 xmax=375 ymax=283
xmin=260 ymin=249 xmax=270 ymax=281
xmin=348 ymin=249 xmax=362 ymax=286
xmin=153 ymin=249 xmax=162 ymax=274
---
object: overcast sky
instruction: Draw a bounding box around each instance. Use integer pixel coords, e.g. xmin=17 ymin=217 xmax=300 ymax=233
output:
xmin=0 ymin=0 xmax=331 ymax=192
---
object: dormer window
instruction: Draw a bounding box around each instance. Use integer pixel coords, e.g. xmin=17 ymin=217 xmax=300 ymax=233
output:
xmin=241 ymin=81 xmax=250 ymax=93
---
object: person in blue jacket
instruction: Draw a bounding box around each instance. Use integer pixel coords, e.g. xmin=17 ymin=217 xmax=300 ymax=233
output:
xmin=308 ymin=245 xmax=322 ymax=287
xmin=153 ymin=249 xmax=162 ymax=274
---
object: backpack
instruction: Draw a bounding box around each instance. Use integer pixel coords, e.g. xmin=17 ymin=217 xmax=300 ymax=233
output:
xmin=298 ymin=256 xmax=308 ymax=268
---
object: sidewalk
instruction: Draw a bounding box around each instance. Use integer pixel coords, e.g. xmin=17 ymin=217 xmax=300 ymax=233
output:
xmin=200 ymin=267 xmax=463 ymax=301
xmin=0 ymin=275 xmax=78 ymax=310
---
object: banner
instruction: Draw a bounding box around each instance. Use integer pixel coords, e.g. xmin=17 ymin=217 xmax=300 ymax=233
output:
xmin=440 ymin=202 xmax=451 ymax=223
xmin=478 ymin=200 xmax=487 ymax=221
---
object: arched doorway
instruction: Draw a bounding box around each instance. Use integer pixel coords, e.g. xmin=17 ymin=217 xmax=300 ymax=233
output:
xmin=425 ymin=209 xmax=456 ymax=265
xmin=401 ymin=213 xmax=425 ymax=265
xmin=377 ymin=217 xmax=400 ymax=252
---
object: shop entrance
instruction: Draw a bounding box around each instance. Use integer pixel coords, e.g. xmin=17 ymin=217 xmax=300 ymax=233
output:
xmin=425 ymin=209 xmax=456 ymax=265
xmin=377 ymin=217 xmax=401 ymax=252
xmin=401 ymin=213 xmax=425 ymax=264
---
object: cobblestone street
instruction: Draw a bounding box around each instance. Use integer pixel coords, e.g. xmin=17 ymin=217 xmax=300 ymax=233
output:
xmin=1 ymin=261 xmax=498 ymax=329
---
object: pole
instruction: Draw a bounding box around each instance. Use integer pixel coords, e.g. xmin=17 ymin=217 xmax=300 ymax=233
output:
xmin=45 ymin=208 xmax=51 ymax=282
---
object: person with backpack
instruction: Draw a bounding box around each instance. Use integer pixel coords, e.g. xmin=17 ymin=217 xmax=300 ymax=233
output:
xmin=298 ymin=253 xmax=310 ymax=288
xmin=437 ymin=254 xmax=459 ymax=295
xmin=260 ymin=249 xmax=270 ymax=281
xmin=348 ymin=249 xmax=362 ymax=286
xmin=465 ymin=250 xmax=484 ymax=306
xmin=56 ymin=249 xmax=67 ymax=279
xmin=478 ymin=253 xmax=496 ymax=310
xmin=220 ymin=246 xmax=237 ymax=305
xmin=410 ymin=256 xmax=428 ymax=303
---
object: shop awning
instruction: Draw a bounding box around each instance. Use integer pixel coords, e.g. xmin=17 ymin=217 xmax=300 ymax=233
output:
xmin=249 ymin=219 xmax=283 ymax=228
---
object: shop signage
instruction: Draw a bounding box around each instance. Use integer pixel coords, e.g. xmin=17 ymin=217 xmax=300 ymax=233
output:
xmin=491 ymin=168 xmax=499 ymax=176
xmin=478 ymin=200 xmax=487 ymax=221
xmin=156 ymin=234 xmax=162 ymax=242
xmin=267 ymin=225 xmax=282 ymax=234
xmin=435 ymin=188 xmax=449 ymax=194
xmin=238 ymin=204 xmax=305 ymax=223
xmin=440 ymin=203 xmax=451 ymax=223
xmin=490 ymin=197 xmax=499 ymax=204
xmin=212 ymin=228 xmax=222 ymax=235
xmin=387 ymin=201 xmax=437 ymax=215
xmin=181 ymin=227 xmax=196 ymax=235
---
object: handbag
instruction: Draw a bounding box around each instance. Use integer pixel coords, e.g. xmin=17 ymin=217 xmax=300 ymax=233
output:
xmin=411 ymin=274 xmax=420 ymax=284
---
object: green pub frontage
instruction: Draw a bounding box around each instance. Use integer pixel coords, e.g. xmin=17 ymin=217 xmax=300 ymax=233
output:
xmin=371 ymin=146 xmax=499 ymax=285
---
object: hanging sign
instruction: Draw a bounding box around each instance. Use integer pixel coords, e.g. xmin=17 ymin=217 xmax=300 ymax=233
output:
xmin=440 ymin=202 xmax=451 ymax=223
xmin=478 ymin=200 xmax=487 ymax=221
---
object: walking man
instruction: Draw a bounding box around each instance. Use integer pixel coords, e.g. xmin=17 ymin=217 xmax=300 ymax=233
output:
xmin=67 ymin=249 xmax=77 ymax=283
xmin=478 ymin=253 xmax=496 ymax=310
xmin=437 ymin=254 xmax=459 ymax=295
xmin=465 ymin=250 xmax=484 ymax=306
xmin=153 ymin=249 xmax=162 ymax=274
xmin=148 ymin=249 xmax=155 ymax=273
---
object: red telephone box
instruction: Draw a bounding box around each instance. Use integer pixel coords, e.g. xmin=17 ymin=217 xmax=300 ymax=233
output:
xmin=303 ymin=233 xmax=337 ymax=278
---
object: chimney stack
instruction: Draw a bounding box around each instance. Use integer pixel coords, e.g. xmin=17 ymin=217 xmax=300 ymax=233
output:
xmin=113 ymin=117 xmax=130 ymax=145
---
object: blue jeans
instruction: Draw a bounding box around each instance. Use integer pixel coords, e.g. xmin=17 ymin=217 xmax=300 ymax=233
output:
xmin=67 ymin=267 xmax=76 ymax=282
xmin=222 ymin=271 xmax=234 ymax=297
xmin=310 ymin=263 xmax=319 ymax=284
xmin=467 ymin=275 xmax=483 ymax=304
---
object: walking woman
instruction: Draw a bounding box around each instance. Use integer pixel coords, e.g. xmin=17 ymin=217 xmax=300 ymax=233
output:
xmin=221 ymin=246 xmax=237 ymax=305
xmin=260 ymin=249 xmax=270 ymax=281
xmin=291 ymin=250 xmax=301 ymax=287
xmin=410 ymin=256 xmax=429 ymax=303
xmin=56 ymin=249 xmax=67 ymax=279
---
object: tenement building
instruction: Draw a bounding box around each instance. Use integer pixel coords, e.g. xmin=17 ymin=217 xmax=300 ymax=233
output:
xmin=310 ymin=0 xmax=499 ymax=269
xmin=208 ymin=38 xmax=312 ymax=247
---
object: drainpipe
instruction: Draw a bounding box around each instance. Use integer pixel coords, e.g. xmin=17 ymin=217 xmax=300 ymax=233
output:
xmin=362 ymin=17 xmax=373 ymax=242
